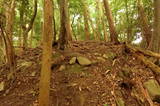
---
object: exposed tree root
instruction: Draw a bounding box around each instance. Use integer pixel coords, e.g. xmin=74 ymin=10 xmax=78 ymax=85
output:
xmin=125 ymin=44 xmax=160 ymax=75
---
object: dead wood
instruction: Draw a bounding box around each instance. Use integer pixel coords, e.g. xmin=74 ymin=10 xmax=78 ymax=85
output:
xmin=125 ymin=44 xmax=160 ymax=75
xmin=136 ymin=78 xmax=154 ymax=106
xmin=125 ymin=44 xmax=160 ymax=59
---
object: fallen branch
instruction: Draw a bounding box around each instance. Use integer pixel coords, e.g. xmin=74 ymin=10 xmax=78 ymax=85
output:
xmin=136 ymin=78 xmax=154 ymax=106
xmin=126 ymin=44 xmax=160 ymax=59
xmin=134 ymin=53 xmax=160 ymax=74
xmin=125 ymin=44 xmax=160 ymax=75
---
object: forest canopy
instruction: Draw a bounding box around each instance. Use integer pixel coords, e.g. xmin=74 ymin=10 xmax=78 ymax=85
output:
xmin=0 ymin=0 xmax=154 ymax=47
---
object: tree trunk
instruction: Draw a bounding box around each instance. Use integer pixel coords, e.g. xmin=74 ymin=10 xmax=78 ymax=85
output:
xmin=59 ymin=0 xmax=69 ymax=50
xmin=81 ymin=1 xmax=90 ymax=40
xmin=95 ymin=0 xmax=101 ymax=40
xmin=103 ymin=0 xmax=119 ymax=44
xmin=81 ymin=0 xmax=97 ymax=40
xmin=38 ymin=0 xmax=53 ymax=105
xmin=102 ymin=17 xmax=108 ymax=42
xmin=125 ymin=0 xmax=132 ymax=43
xmin=0 ymin=7 xmax=5 ymax=63
xmin=102 ymin=3 xmax=108 ymax=42
xmin=53 ymin=15 xmax=57 ymax=43
xmin=149 ymin=0 xmax=160 ymax=53
xmin=67 ymin=6 xmax=73 ymax=41
xmin=19 ymin=0 xmax=25 ymax=48
xmin=29 ymin=23 xmax=34 ymax=47
xmin=5 ymin=0 xmax=16 ymax=74
xmin=0 ymin=28 xmax=5 ymax=64
xmin=22 ymin=0 xmax=37 ymax=49
xmin=137 ymin=0 xmax=152 ymax=47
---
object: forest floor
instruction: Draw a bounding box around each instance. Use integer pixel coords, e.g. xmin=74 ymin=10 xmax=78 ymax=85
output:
xmin=0 ymin=41 xmax=160 ymax=106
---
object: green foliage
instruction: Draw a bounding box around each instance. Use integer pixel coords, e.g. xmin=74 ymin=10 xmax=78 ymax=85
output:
xmin=1 ymin=0 xmax=154 ymax=46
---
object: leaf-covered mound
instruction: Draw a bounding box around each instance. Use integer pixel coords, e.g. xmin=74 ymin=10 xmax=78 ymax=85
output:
xmin=0 ymin=41 xmax=160 ymax=106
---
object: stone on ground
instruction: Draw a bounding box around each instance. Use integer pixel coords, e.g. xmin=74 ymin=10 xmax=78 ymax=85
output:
xmin=0 ymin=81 xmax=5 ymax=92
xmin=69 ymin=57 xmax=77 ymax=65
xmin=143 ymin=79 xmax=160 ymax=100
xmin=77 ymin=56 xmax=92 ymax=66
xmin=103 ymin=52 xmax=117 ymax=60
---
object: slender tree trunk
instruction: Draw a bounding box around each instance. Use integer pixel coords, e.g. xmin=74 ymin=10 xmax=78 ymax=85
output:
xmin=149 ymin=0 xmax=160 ymax=53
xmin=81 ymin=1 xmax=90 ymax=40
xmin=102 ymin=5 xmax=108 ymax=42
xmin=39 ymin=0 xmax=53 ymax=105
xmin=19 ymin=1 xmax=25 ymax=48
xmin=137 ymin=0 xmax=152 ymax=47
xmin=67 ymin=6 xmax=73 ymax=41
xmin=95 ymin=0 xmax=102 ymax=40
xmin=89 ymin=18 xmax=97 ymax=40
xmin=5 ymin=0 xmax=16 ymax=74
xmin=53 ymin=15 xmax=57 ymax=43
xmin=52 ymin=0 xmax=56 ymax=43
xmin=125 ymin=0 xmax=132 ymax=43
xmin=0 ymin=6 xmax=6 ymax=63
xmin=83 ymin=14 xmax=90 ymax=40
xmin=22 ymin=0 xmax=37 ymax=49
xmin=81 ymin=0 xmax=97 ymax=40
xmin=19 ymin=25 xmax=22 ymax=47
xmin=71 ymin=14 xmax=77 ymax=40
xmin=102 ymin=17 xmax=108 ymax=42
xmin=29 ymin=23 xmax=34 ymax=47
xmin=103 ymin=0 xmax=119 ymax=44
xmin=0 ymin=28 xmax=5 ymax=64
xmin=77 ymin=17 xmax=82 ymax=40
xmin=0 ymin=27 xmax=7 ymax=63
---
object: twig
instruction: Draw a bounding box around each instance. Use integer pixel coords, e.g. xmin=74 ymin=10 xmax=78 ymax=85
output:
xmin=136 ymin=78 xmax=154 ymax=106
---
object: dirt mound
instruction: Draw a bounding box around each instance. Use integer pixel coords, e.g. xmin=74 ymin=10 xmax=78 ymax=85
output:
xmin=0 ymin=41 xmax=160 ymax=106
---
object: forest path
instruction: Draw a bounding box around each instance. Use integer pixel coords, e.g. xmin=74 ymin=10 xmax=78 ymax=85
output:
xmin=0 ymin=41 xmax=160 ymax=106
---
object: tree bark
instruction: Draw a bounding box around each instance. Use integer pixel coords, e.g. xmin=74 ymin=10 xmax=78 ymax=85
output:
xmin=22 ymin=0 xmax=37 ymax=49
xmin=149 ymin=0 xmax=160 ymax=53
xmin=0 ymin=27 xmax=6 ymax=64
xmin=29 ymin=23 xmax=34 ymax=47
xmin=95 ymin=0 xmax=101 ymax=40
xmin=81 ymin=0 xmax=90 ymax=40
xmin=59 ymin=0 xmax=69 ymax=50
xmin=102 ymin=3 xmax=108 ymax=42
xmin=5 ymin=0 xmax=16 ymax=74
xmin=125 ymin=44 xmax=160 ymax=75
xmin=39 ymin=0 xmax=53 ymax=105
xmin=53 ymin=15 xmax=57 ymax=43
xmin=103 ymin=0 xmax=119 ymax=44
xmin=126 ymin=44 xmax=160 ymax=59
xmin=125 ymin=0 xmax=132 ymax=43
xmin=81 ymin=0 xmax=97 ymax=40
xmin=137 ymin=0 xmax=152 ymax=47
xmin=67 ymin=6 xmax=73 ymax=41
xmin=0 ymin=6 xmax=5 ymax=63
